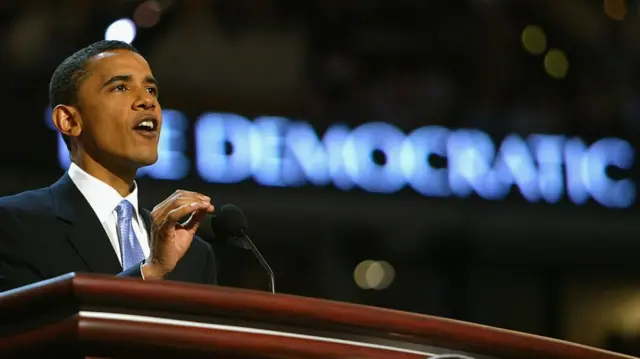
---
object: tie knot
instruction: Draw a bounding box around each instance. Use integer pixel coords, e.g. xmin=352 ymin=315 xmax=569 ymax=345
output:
xmin=115 ymin=200 xmax=134 ymax=222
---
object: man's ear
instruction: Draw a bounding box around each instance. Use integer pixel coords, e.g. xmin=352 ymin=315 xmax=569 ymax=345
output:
xmin=51 ymin=104 xmax=82 ymax=138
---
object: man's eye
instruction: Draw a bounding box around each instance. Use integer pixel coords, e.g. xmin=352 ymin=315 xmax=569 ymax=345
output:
xmin=114 ymin=84 xmax=127 ymax=92
xmin=147 ymin=87 xmax=157 ymax=96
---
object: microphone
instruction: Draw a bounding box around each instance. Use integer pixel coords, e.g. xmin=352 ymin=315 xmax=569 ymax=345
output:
xmin=196 ymin=204 xmax=275 ymax=293
xmin=193 ymin=214 xmax=248 ymax=249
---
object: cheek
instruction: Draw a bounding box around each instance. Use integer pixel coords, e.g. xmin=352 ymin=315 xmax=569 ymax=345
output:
xmin=82 ymin=108 xmax=130 ymax=147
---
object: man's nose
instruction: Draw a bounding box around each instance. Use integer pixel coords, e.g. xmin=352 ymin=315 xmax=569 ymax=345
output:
xmin=134 ymin=91 xmax=156 ymax=110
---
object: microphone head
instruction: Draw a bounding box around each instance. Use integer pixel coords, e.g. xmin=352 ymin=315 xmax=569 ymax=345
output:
xmin=210 ymin=204 xmax=248 ymax=239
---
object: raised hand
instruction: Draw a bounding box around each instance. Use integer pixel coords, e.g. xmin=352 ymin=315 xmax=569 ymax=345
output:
xmin=142 ymin=190 xmax=214 ymax=279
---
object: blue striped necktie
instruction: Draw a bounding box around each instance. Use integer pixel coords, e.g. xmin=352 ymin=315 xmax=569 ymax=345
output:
xmin=115 ymin=200 xmax=145 ymax=271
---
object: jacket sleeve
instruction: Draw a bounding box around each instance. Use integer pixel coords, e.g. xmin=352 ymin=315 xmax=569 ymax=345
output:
xmin=116 ymin=262 xmax=144 ymax=278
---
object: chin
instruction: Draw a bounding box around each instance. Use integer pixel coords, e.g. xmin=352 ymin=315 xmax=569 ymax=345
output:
xmin=140 ymin=156 xmax=159 ymax=167
xmin=132 ymin=153 xmax=159 ymax=167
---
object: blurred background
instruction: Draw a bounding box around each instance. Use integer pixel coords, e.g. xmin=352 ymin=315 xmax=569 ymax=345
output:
xmin=1 ymin=0 xmax=640 ymax=355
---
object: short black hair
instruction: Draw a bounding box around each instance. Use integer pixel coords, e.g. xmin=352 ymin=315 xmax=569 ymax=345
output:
xmin=49 ymin=40 xmax=139 ymax=149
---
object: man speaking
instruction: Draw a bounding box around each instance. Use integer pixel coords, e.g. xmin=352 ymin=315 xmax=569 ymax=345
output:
xmin=0 ymin=40 xmax=217 ymax=291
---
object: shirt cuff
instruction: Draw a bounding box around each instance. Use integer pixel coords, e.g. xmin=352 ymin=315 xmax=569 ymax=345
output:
xmin=140 ymin=261 xmax=146 ymax=280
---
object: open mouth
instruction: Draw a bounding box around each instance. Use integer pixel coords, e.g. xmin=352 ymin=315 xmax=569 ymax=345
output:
xmin=133 ymin=117 xmax=158 ymax=136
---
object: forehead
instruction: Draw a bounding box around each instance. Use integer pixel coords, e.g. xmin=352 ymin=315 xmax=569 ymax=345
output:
xmin=84 ymin=50 xmax=153 ymax=82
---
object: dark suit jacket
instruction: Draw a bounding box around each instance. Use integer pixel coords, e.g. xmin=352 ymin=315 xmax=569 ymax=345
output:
xmin=0 ymin=173 xmax=217 ymax=292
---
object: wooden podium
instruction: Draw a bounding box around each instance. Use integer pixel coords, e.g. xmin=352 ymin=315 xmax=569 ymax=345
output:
xmin=0 ymin=273 xmax=634 ymax=359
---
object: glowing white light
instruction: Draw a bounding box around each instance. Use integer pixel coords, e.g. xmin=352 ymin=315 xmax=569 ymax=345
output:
xmin=353 ymin=260 xmax=396 ymax=290
xmin=46 ymin=107 xmax=638 ymax=209
xmin=104 ymin=18 xmax=137 ymax=44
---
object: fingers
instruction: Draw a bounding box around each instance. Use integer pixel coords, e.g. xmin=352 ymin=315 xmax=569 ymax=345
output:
xmin=173 ymin=189 xmax=209 ymax=202
xmin=166 ymin=202 xmax=210 ymax=225
xmin=153 ymin=190 xmax=210 ymax=212
xmin=177 ymin=204 xmax=214 ymax=224
xmin=147 ymin=191 xmax=213 ymax=276
xmin=153 ymin=190 xmax=213 ymax=222
xmin=181 ymin=209 xmax=208 ymax=231
xmin=165 ymin=200 xmax=213 ymax=225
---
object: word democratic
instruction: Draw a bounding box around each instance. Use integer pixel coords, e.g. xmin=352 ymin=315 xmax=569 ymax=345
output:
xmin=45 ymin=108 xmax=636 ymax=208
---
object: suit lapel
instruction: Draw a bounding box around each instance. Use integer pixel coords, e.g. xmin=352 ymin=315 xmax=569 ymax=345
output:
xmin=138 ymin=208 xmax=152 ymax=243
xmin=49 ymin=173 xmax=122 ymax=274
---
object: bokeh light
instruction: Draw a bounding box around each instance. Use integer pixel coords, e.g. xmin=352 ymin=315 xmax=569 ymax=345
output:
xmin=354 ymin=260 xmax=396 ymax=290
xmin=133 ymin=0 xmax=162 ymax=28
xmin=544 ymin=49 xmax=569 ymax=79
xmin=604 ymin=0 xmax=627 ymax=21
xmin=104 ymin=18 xmax=137 ymax=44
xmin=521 ymin=25 xmax=547 ymax=55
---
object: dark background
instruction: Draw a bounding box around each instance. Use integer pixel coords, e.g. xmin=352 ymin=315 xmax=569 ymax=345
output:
xmin=1 ymin=0 xmax=640 ymax=354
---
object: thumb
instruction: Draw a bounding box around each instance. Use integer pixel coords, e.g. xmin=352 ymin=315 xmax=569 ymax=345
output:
xmin=182 ymin=210 xmax=207 ymax=232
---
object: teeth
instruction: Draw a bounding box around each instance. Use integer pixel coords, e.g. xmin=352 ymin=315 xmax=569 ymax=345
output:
xmin=137 ymin=120 xmax=154 ymax=130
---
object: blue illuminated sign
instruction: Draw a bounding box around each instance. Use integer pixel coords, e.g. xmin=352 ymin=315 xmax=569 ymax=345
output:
xmin=45 ymin=108 xmax=637 ymax=208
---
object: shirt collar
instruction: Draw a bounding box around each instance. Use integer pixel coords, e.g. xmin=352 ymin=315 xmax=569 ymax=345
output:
xmin=67 ymin=162 xmax=140 ymax=223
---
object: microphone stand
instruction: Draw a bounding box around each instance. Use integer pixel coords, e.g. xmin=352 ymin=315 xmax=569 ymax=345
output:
xmin=239 ymin=229 xmax=275 ymax=293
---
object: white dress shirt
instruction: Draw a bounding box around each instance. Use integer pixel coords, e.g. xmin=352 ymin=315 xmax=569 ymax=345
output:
xmin=67 ymin=162 xmax=151 ymax=266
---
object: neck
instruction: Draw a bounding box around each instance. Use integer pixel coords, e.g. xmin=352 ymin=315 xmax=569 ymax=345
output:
xmin=72 ymin=152 xmax=137 ymax=197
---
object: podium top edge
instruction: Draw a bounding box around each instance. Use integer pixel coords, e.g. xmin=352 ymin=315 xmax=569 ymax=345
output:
xmin=0 ymin=273 xmax=634 ymax=359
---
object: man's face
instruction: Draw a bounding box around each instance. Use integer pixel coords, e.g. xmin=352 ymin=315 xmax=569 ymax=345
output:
xmin=75 ymin=49 xmax=162 ymax=169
